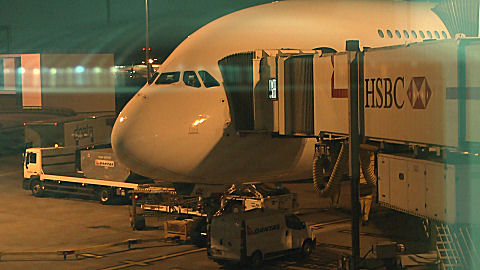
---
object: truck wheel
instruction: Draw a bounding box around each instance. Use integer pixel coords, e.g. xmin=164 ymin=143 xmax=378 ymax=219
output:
xmin=250 ymin=251 xmax=263 ymax=268
xmin=31 ymin=180 xmax=44 ymax=197
xmin=132 ymin=216 xmax=146 ymax=230
xmin=98 ymin=188 xmax=114 ymax=204
xmin=301 ymin=239 xmax=314 ymax=257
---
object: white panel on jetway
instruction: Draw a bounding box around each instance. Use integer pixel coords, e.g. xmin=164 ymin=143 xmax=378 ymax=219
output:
xmin=363 ymin=40 xmax=459 ymax=147
xmin=425 ymin=163 xmax=446 ymax=221
xmin=377 ymin=155 xmax=390 ymax=204
xmin=465 ymin=42 xmax=480 ymax=143
xmin=406 ymin=161 xmax=426 ymax=216
xmin=378 ymin=154 xmax=458 ymax=223
xmin=313 ymin=53 xmax=349 ymax=135
xmin=388 ymin=157 xmax=408 ymax=211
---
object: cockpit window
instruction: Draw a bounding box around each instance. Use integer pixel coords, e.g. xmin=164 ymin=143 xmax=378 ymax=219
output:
xmin=198 ymin=70 xmax=220 ymax=88
xmin=155 ymin=72 xmax=180 ymax=84
xmin=183 ymin=71 xmax=201 ymax=88
xmin=148 ymin=72 xmax=159 ymax=84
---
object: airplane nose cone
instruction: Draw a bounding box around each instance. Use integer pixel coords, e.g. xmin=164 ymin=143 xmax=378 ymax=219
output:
xmin=112 ymin=93 xmax=158 ymax=177
xmin=111 ymin=85 xmax=227 ymax=180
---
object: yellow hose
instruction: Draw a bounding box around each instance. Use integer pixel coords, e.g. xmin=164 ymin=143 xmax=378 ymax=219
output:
xmin=313 ymin=143 xmax=377 ymax=198
xmin=313 ymin=142 xmax=349 ymax=198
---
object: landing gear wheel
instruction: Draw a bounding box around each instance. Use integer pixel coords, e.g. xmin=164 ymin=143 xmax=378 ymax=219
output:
xmin=98 ymin=188 xmax=114 ymax=204
xmin=250 ymin=251 xmax=263 ymax=268
xmin=301 ymin=240 xmax=314 ymax=257
xmin=31 ymin=179 xmax=44 ymax=197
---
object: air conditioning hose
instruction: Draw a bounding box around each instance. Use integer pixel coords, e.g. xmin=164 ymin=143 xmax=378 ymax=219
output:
xmin=313 ymin=142 xmax=376 ymax=198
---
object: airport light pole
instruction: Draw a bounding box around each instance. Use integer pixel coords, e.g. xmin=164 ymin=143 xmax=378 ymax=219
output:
xmin=145 ymin=0 xmax=151 ymax=81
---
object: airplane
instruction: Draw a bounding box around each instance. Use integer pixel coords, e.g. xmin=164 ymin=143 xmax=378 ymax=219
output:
xmin=111 ymin=0 xmax=449 ymax=192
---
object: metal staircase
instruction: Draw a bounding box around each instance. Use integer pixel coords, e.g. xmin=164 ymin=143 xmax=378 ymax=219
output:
xmin=436 ymin=224 xmax=480 ymax=270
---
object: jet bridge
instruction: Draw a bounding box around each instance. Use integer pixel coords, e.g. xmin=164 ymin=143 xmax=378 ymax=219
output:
xmin=310 ymin=39 xmax=480 ymax=224
xmin=219 ymin=49 xmax=317 ymax=135
xmin=223 ymin=39 xmax=480 ymax=224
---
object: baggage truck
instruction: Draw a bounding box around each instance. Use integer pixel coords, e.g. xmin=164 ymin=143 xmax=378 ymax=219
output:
xmin=207 ymin=208 xmax=315 ymax=267
xmin=22 ymin=146 xmax=149 ymax=204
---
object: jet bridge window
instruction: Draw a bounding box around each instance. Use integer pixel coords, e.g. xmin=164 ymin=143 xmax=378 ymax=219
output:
xmin=155 ymin=72 xmax=180 ymax=84
xmin=183 ymin=71 xmax=201 ymax=88
xmin=198 ymin=70 xmax=220 ymax=88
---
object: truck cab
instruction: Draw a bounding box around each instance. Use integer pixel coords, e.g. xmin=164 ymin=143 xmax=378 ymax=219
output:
xmin=208 ymin=208 xmax=315 ymax=267
xmin=24 ymin=148 xmax=42 ymax=180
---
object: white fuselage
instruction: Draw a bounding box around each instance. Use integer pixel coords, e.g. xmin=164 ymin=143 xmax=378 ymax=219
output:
xmin=111 ymin=0 xmax=448 ymax=184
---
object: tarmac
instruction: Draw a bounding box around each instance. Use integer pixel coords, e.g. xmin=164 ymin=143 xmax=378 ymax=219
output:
xmin=0 ymin=152 xmax=438 ymax=269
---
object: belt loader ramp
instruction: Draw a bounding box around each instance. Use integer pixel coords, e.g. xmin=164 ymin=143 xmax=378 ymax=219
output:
xmin=221 ymin=38 xmax=480 ymax=269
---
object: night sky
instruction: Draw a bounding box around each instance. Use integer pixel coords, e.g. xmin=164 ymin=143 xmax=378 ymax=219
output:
xmin=0 ymin=0 xmax=271 ymax=64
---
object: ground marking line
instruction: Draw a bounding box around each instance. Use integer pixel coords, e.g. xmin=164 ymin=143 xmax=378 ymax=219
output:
xmin=99 ymin=248 xmax=206 ymax=270
xmin=309 ymin=218 xmax=351 ymax=229
xmin=121 ymin=260 xmax=148 ymax=266
xmin=79 ymin=253 xmax=104 ymax=259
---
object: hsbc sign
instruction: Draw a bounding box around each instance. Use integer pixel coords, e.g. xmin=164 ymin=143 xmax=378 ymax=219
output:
xmin=407 ymin=77 xmax=432 ymax=109
xmin=364 ymin=76 xmax=431 ymax=110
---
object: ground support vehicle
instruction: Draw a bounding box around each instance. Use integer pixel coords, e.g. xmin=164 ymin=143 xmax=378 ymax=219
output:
xmin=220 ymin=183 xmax=298 ymax=213
xmin=23 ymin=146 xmax=147 ymax=204
xmin=207 ymin=208 xmax=315 ymax=267
xmin=129 ymin=185 xmax=206 ymax=230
